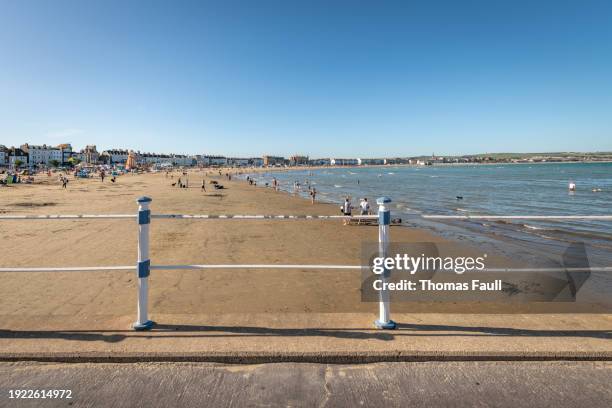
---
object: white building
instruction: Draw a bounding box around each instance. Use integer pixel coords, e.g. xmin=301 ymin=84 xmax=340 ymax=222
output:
xmin=140 ymin=153 xmax=173 ymax=165
xmin=0 ymin=145 xmax=8 ymax=167
xmin=20 ymin=144 xmax=63 ymax=166
xmin=227 ymin=157 xmax=250 ymax=167
xmin=9 ymin=148 xmax=28 ymax=168
xmin=330 ymin=158 xmax=358 ymax=166
xmin=359 ymin=158 xmax=384 ymax=165
xmin=171 ymin=154 xmax=194 ymax=166
xmin=101 ymin=149 xmax=130 ymax=164
xmin=202 ymin=155 xmax=227 ymax=166
xmin=309 ymin=158 xmax=330 ymax=166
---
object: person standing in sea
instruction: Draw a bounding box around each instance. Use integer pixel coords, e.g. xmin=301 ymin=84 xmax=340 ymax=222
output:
xmin=342 ymin=197 xmax=352 ymax=225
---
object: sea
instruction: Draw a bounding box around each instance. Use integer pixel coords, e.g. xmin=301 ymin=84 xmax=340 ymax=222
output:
xmin=244 ymin=162 xmax=612 ymax=270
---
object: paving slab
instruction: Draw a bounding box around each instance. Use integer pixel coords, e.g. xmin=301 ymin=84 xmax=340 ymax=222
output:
xmin=3 ymin=361 xmax=612 ymax=407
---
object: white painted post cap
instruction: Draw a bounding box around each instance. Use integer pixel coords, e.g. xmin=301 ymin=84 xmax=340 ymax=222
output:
xmin=376 ymin=197 xmax=392 ymax=205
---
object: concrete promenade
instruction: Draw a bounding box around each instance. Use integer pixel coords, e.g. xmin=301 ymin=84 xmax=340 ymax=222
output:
xmin=1 ymin=313 xmax=611 ymax=362
xmin=2 ymin=361 xmax=612 ymax=407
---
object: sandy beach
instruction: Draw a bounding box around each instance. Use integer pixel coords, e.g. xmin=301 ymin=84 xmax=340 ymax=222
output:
xmin=0 ymin=169 xmax=601 ymax=320
xmin=0 ymin=170 xmax=439 ymax=315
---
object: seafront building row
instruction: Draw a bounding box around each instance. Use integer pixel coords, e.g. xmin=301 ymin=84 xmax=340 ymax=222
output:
xmin=2 ymin=143 xmax=608 ymax=170
xmin=0 ymin=143 xmax=430 ymax=169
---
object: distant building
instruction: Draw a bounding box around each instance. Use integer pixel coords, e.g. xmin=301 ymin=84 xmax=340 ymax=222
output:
xmin=289 ymin=155 xmax=309 ymax=166
xmin=140 ymin=153 xmax=173 ymax=165
xmin=171 ymin=154 xmax=194 ymax=166
xmin=358 ymin=158 xmax=384 ymax=165
xmin=201 ymin=155 xmax=227 ymax=166
xmin=263 ymin=155 xmax=286 ymax=166
xmin=227 ymin=157 xmax=250 ymax=167
xmin=70 ymin=152 xmax=86 ymax=163
xmin=309 ymin=158 xmax=330 ymax=166
xmin=249 ymin=157 xmax=264 ymax=167
xmin=0 ymin=145 xmax=8 ymax=167
xmin=384 ymin=158 xmax=404 ymax=165
xmin=100 ymin=149 xmax=130 ymax=164
xmin=57 ymin=143 xmax=73 ymax=165
xmin=82 ymin=145 xmax=99 ymax=164
xmin=9 ymin=147 xmax=28 ymax=168
xmin=20 ymin=144 xmax=62 ymax=166
xmin=330 ymin=158 xmax=358 ymax=166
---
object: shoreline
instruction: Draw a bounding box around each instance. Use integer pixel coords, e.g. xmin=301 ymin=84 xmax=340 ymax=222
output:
xmin=212 ymin=160 xmax=612 ymax=175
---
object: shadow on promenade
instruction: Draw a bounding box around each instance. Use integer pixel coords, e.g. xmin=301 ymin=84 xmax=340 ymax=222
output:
xmin=1 ymin=321 xmax=611 ymax=343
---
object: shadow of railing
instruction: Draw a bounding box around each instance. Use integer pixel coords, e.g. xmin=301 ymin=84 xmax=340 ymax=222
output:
xmin=1 ymin=322 xmax=611 ymax=343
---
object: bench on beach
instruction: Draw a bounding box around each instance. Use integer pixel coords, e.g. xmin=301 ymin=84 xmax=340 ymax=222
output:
xmin=345 ymin=216 xmax=402 ymax=226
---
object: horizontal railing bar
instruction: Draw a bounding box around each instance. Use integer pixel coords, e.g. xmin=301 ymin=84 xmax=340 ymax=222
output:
xmin=152 ymin=265 xmax=612 ymax=272
xmin=3 ymin=265 xmax=612 ymax=273
xmin=484 ymin=267 xmax=612 ymax=272
xmin=151 ymin=214 xmax=378 ymax=220
xmin=2 ymin=214 xmax=611 ymax=221
xmin=0 ymin=266 xmax=135 ymax=272
xmin=0 ymin=214 xmax=378 ymax=221
xmin=151 ymin=264 xmax=365 ymax=270
xmin=0 ymin=215 xmax=136 ymax=220
xmin=422 ymin=215 xmax=612 ymax=220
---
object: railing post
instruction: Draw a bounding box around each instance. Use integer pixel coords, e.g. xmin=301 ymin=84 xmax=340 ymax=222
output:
xmin=375 ymin=197 xmax=396 ymax=329
xmin=133 ymin=196 xmax=154 ymax=330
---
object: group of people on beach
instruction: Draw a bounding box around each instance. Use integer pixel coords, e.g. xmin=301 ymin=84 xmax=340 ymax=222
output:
xmin=244 ymin=174 xmax=318 ymax=204
xmin=341 ymin=196 xmax=370 ymax=225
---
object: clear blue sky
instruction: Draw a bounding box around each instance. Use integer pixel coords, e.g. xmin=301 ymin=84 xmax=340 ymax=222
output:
xmin=1 ymin=0 xmax=611 ymax=157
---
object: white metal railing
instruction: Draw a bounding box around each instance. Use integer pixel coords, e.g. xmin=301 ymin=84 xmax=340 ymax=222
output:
xmin=423 ymin=215 xmax=612 ymax=220
xmin=0 ymin=214 xmax=136 ymax=220
xmin=2 ymin=196 xmax=612 ymax=331
xmin=0 ymin=196 xmax=396 ymax=331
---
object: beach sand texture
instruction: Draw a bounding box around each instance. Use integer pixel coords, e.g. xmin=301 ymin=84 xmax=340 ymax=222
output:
xmin=0 ymin=171 xmax=445 ymax=316
xmin=0 ymin=170 xmax=602 ymax=320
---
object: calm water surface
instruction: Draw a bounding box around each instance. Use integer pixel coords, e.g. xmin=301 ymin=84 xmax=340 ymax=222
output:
xmin=245 ymin=162 xmax=612 ymax=268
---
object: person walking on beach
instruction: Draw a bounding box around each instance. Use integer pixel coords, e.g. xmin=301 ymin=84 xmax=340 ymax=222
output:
xmin=100 ymin=171 xmax=105 ymax=183
xmin=310 ymin=188 xmax=317 ymax=204
xmin=358 ymin=198 xmax=370 ymax=225
xmin=61 ymin=176 xmax=68 ymax=189
xmin=342 ymin=197 xmax=352 ymax=225
xmin=201 ymin=179 xmax=206 ymax=192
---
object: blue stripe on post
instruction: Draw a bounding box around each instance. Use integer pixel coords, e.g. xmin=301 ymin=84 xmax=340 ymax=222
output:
xmin=138 ymin=209 xmax=151 ymax=225
xmin=380 ymin=210 xmax=390 ymax=225
xmin=138 ymin=259 xmax=150 ymax=278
